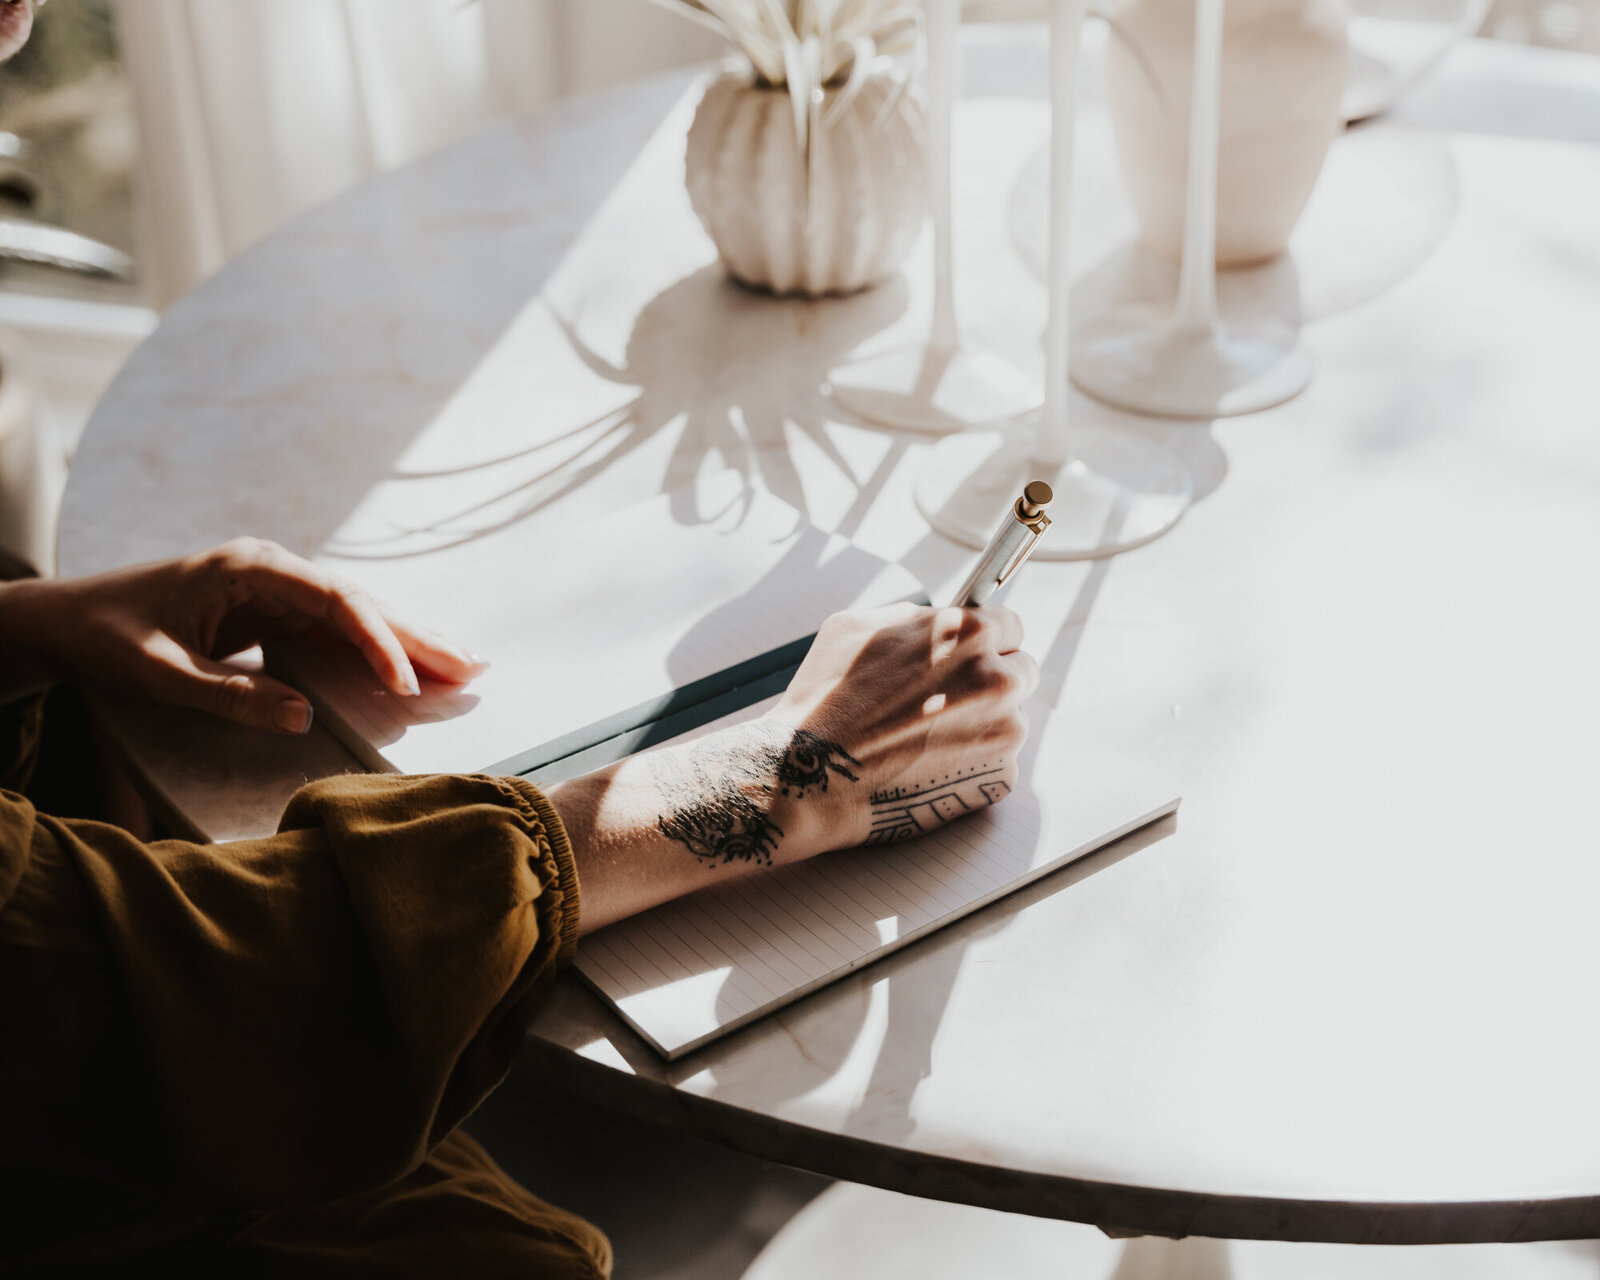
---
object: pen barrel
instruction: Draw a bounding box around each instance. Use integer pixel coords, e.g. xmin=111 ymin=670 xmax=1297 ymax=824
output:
xmin=951 ymin=516 xmax=1035 ymax=607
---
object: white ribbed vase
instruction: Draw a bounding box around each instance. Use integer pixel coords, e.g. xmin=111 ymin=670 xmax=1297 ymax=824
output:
xmin=685 ymin=69 xmax=928 ymax=297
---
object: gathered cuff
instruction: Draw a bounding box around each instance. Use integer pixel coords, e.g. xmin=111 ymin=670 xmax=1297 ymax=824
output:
xmin=0 ymin=691 xmax=44 ymax=795
xmin=497 ymin=776 xmax=582 ymax=962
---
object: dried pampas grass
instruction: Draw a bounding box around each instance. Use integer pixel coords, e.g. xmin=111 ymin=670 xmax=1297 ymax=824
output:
xmin=647 ymin=0 xmax=921 ymax=151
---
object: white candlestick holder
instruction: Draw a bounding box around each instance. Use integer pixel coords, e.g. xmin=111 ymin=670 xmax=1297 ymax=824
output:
xmin=1071 ymin=0 xmax=1312 ymax=419
xmin=914 ymin=0 xmax=1190 ymax=561
xmin=827 ymin=0 xmax=1040 ymax=434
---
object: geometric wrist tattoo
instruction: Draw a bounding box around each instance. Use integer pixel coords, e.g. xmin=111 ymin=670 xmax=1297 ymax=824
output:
xmin=866 ymin=764 xmax=1010 ymax=844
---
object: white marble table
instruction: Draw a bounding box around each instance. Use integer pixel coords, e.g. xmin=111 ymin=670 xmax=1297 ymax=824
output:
xmin=58 ymin=27 xmax=1600 ymax=1254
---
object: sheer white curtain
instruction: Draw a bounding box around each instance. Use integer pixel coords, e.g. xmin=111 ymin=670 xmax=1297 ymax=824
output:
xmin=112 ymin=0 xmax=723 ymax=309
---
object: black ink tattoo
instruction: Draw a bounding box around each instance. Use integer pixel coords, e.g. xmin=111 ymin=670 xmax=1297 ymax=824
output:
xmin=651 ymin=726 xmax=860 ymax=867
xmin=775 ymin=730 xmax=861 ymax=798
xmin=978 ymin=780 xmax=1012 ymax=806
xmin=659 ymin=791 xmax=782 ymax=866
xmin=867 ymin=765 xmax=1009 ymax=844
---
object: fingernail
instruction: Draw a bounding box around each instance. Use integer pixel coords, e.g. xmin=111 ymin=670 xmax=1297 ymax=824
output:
xmin=402 ymin=674 xmax=421 ymax=696
xmin=276 ymin=699 xmax=314 ymax=735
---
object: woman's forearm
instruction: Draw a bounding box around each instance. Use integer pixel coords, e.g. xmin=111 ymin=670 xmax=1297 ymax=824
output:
xmin=546 ymin=605 xmax=1036 ymax=935
xmin=546 ymin=715 xmax=858 ymax=934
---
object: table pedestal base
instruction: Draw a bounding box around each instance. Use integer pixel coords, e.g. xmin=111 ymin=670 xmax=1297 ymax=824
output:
xmin=1072 ymin=311 xmax=1312 ymax=421
xmin=827 ymin=342 xmax=1042 ymax=435
xmin=915 ymin=425 xmax=1192 ymax=561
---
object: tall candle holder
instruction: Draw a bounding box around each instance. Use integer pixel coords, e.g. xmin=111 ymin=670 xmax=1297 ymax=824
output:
xmin=914 ymin=0 xmax=1189 ymax=561
xmin=1071 ymin=0 xmax=1312 ymax=419
xmin=827 ymin=0 xmax=1040 ymax=435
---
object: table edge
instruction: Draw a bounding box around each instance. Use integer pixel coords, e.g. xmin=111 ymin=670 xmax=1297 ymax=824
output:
xmin=520 ymin=1037 xmax=1600 ymax=1246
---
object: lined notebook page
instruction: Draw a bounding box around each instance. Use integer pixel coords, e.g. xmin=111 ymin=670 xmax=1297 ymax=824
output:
xmin=279 ymin=476 xmax=923 ymax=776
xmin=575 ymin=698 xmax=1180 ymax=1060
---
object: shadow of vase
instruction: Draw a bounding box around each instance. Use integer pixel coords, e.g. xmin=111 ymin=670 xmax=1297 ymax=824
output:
xmin=330 ymin=264 xmax=913 ymax=557
xmin=559 ymin=265 xmax=913 ymax=530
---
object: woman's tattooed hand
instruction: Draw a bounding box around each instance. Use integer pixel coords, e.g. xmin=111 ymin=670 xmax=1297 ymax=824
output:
xmin=767 ymin=604 xmax=1036 ymax=852
xmin=546 ymin=604 xmax=1035 ymax=935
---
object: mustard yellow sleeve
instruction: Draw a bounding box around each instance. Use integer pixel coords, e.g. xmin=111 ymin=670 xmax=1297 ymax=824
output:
xmin=0 ymin=693 xmax=43 ymax=794
xmin=0 ymin=772 xmax=579 ymax=1222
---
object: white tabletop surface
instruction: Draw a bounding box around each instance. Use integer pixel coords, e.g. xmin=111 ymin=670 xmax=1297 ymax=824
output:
xmin=57 ymin=29 xmax=1600 ymax=1243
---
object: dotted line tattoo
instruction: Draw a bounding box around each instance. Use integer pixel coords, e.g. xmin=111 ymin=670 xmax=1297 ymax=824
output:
xmin=867 ymin=765 xmax=1011 ymax=845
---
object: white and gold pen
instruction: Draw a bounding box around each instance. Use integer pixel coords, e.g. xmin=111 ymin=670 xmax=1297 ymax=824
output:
xmin=949 ymin=481 xmax=1054 ymax=607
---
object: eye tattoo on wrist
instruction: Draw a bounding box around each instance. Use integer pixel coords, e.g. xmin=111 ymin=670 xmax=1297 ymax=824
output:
xmin=775 ymin=729 xmax=861 ymax=798
xmin=651 ymin=726 xmax=862 ymax=866
xmin=657 ymin=786 xmax=782 ymax=867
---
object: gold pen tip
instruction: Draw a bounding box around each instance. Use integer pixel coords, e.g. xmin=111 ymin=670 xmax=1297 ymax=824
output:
xmin=1019 ymin=480 xmax=1054 ymax=519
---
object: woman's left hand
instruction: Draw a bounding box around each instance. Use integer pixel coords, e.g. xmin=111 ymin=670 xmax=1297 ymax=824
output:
xmin=0 ymin=538 xmax=486 ymax=734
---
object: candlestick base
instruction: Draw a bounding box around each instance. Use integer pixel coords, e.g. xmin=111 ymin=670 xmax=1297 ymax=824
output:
xmin=915 ymin=424 xmax=1191 ymax=562
xmin=1072 ymin=309 xmax=1312 ymax=420
xmin=828 ymin=342 xmax=1042 ymax=435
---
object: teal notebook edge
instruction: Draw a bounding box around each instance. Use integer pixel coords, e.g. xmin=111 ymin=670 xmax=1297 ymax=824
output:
xmin=491 ymin=591 xmax=932 ymax=787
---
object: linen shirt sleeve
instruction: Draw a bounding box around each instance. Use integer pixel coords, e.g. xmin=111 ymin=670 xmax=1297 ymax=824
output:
xmin=0 ymin=772 xmax=581 ymax=1214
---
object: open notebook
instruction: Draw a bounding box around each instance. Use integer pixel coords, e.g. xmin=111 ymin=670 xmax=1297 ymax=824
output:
xmin=575 ymin=696 xmax=1180 ymax=1060
xmin=278 ymin=476 xmax=924 ymax=779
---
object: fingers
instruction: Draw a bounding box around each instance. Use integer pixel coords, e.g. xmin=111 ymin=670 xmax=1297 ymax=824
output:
xmin=1008 ymin=648 xmax=1041 ymax=701
xmin=942 ymin=649 xmax=1037 ymax=712
xmin=813 ymin=604 xmax=1032 ymax=720
xmin=200 ymin=539 xmax=484 ymax=696
xmin=964 ymin=605 xmax=1025 ymax=656
xmin=381 ymin=610 xmax=488 ymax=685
xmin=147 ymin=635 xmax=316 ymax=735
xmin=922 ymin=605 xmax=1025 ymax=664
xmin=934 ymin=601 xmax=1024 ymax=656
xmin=826 ymin=603 xmax=1023 ymax=657
xmin=323 ymin=587 xmax=421 ymax=696
xmin=929 ymin=605 xmax=1031 ymax=700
